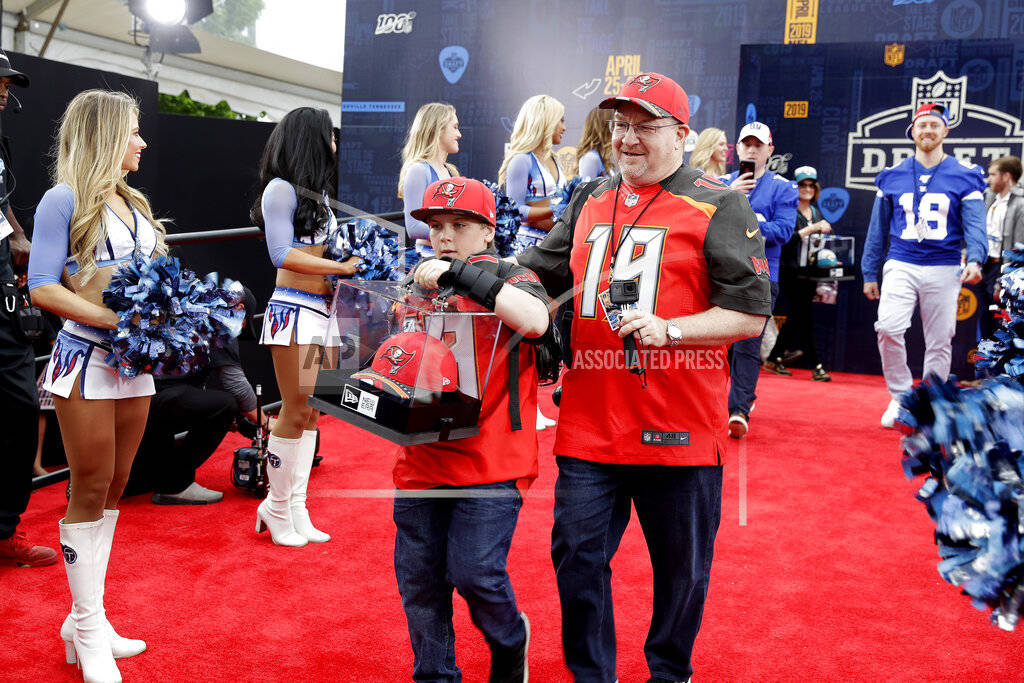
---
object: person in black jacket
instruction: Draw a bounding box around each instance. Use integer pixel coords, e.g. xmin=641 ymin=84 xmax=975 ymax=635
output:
xmin=765 ymin=166 xmax=832 ymax=381
xmin=0 ymin=52 xmax=56 ymax=567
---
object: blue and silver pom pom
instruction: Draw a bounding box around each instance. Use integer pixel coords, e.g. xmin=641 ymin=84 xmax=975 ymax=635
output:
xmin=550 ymin=175 xmax=582 ymax=222
xmin=482 ymin=180 xmax=521 ymax=258
xmin=899 ymin=375 xmax=1024 ymax=631
xmin=102 ymin=255 xmax=245 ymax=378
xmin=324 ymin=218 xmax=403 ymax=282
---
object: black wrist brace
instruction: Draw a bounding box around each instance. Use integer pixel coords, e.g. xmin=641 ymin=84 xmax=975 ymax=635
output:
xmin=438 ymin=259 xmax=505 ymax=310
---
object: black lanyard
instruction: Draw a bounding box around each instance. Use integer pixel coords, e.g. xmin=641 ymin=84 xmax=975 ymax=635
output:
xmin=607 ymin=180 xmax=664 ymax=282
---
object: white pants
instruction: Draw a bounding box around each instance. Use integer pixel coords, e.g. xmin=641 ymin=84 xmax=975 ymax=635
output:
xmin=875 ymin=260 xmax=961 ymax=397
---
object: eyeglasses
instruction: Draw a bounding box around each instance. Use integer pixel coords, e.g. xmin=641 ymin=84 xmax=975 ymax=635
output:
xmin=608 ymin=118 xmax=680 ymax=138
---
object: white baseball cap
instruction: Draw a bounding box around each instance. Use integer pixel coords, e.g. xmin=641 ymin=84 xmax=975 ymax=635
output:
xmin=738 ymin=122 xmax=772 ymax=145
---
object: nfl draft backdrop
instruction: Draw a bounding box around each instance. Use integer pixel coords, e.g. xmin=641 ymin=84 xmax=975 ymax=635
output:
xmin=341 ymin=0 xmax=1024 ymax=373
xmin=738 ymin=39 xmax=1024 ymax=374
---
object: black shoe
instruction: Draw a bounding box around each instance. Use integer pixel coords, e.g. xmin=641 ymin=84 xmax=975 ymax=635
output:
xmin=763 ymin=359 xmax=792 ymax=376
xmin=489 ymin=613 xmax=529 ymax=683
xmin=780 ymin=349 xmax=803 ymax=363
xmin=812 ymin=364 xmax=832 ymax=382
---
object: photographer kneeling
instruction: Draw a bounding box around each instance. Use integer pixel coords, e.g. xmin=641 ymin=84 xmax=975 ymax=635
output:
xmin=124 ymin=288 xmax=263 ymax=504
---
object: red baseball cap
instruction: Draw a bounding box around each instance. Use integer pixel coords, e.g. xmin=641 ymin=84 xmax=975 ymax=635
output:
xmin=351 ymin=331 xmax=460 ymax=400
xmin=905 ymin=102 xmax=949 ymax=139
xmin=599 ymin=72 xmax=689 ymax=124
xmin=410 ymin=177 xmax=497 ymax=226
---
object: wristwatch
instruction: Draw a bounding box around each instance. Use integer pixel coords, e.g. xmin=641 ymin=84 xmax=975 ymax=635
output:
xmin=666 ymin=321 xmax=683 ymax=346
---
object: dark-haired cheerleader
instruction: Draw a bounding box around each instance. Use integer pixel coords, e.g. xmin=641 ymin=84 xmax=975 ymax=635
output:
xmin=252 ymin=106 xmax=360 ymax=547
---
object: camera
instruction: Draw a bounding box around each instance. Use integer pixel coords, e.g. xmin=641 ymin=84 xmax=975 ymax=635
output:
xmin=608 ymin=279 xmax=639 ymax=307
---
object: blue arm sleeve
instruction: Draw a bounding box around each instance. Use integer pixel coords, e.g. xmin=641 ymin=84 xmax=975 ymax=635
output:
xmin=402 ymin=164 xmax=431 ymax=241
xmin=262 ymin=178 xmax=297 ymax=268
xmin=961 ymin=197 xmax=988 ymax=265
xmin=504 ymin=154 xmax=533 ymax=222
xmin=578 ymin=151 xmax=604 ymax=181
xmin=27 ymin=184 xmax=75 ymax=290
xmin=758 ymin=182 xmax=798 ymax=247
xmin=861 ymin=193 xmax=891 ymax=281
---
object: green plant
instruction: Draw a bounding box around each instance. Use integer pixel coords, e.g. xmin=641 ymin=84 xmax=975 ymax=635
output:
xmin=158 ymin=90 xmax=264 ymax=120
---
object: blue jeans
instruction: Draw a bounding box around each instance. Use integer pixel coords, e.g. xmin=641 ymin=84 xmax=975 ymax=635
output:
xmin=728 ymin=280 xmax=778 ymax=416
xmin=551 ymin=456 xmax=723 ymax=683
xmin=393 ymin=480 xmax=527 ymax=682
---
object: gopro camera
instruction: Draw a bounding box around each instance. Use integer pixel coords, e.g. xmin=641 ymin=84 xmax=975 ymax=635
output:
xmin=609 ymin=279 xmax=639 ymax=307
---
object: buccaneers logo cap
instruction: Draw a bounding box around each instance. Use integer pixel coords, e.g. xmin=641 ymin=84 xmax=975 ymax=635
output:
xmin=351 ymin=331 xmax=460 ymax=400
xmin=599 ymin=72 xmax=689 ymax=124
xmin=410 ymin=177 xmax=497 ymax=227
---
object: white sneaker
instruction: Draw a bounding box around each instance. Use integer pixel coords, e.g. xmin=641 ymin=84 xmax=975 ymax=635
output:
xmin=880 ymin=399 xmax=900 ymax=428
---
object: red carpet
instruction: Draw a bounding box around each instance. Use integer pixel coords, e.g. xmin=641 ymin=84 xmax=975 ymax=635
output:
xmin=2 ymin=370 xmax=1021 ymax=681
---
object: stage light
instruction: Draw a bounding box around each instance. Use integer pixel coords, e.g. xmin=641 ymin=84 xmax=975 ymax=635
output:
xmin=127 ymin=0 xmax=213 ymax=54
xmin=145 ymin=0 xmax=187 ymax=25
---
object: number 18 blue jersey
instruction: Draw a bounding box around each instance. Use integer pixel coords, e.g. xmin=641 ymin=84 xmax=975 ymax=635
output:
xmin=861 ymin=155 xmax=987 ymax=280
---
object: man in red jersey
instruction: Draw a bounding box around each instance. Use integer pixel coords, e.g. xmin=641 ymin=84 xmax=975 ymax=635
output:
xmin=517 ymin=73 xmax=771 ymax=682
xmin=393 ymin=177 xmax=555 ymax=683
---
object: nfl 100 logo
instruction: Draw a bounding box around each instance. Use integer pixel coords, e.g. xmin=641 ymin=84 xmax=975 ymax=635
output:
xmin=846 ymin=71 xmax=1024 ymax=191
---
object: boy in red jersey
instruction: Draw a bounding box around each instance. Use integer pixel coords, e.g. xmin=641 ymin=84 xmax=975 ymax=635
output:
xmin=517 ymin=73 xmax=772 ymax=682
xmin=394 ymin=177 xmax=553 ymax=683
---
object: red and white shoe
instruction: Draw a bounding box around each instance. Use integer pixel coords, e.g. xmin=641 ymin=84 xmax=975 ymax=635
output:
xmin=728 ymin=414 xmax=749 ymax=439
xmin=0 ymin=530 xmax=58 ymax=567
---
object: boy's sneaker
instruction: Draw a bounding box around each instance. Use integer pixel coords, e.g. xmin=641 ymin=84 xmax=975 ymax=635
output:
xmin=811 ymin=365 xmax=832 ymax=382
xmin=490 ymin=613 xmax=529 ymax=682
xmin=728 ymin=413 xmax=749 ymax=439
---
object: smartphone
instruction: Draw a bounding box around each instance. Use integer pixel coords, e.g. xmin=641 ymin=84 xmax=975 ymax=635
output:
xmin=738 ymin=160 xmax=755 ymax=177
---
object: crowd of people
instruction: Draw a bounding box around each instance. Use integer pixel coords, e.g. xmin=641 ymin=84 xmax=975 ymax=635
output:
xmin=0 ymin=54 xmax=1012 ymax=682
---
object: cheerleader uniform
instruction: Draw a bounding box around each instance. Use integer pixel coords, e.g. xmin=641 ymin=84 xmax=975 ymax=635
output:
xmin=578 ymin=149 xmax=606 ymax=181
xmin=504 ymin=152 xmax=565 ymax=254
xmin=401 ymin=161 xmax=452 ymax=269
xmin=258 ymin=177 xmax=341 ymax=347
xmin=27 ymin=183 xmax=157 ymax=399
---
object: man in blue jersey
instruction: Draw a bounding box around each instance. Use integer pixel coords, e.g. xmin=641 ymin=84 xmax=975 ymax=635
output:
xmin=722 ymin=122 xmax=798 ymax=438
xmin=861 ymin=102 xmax=987 ymax=428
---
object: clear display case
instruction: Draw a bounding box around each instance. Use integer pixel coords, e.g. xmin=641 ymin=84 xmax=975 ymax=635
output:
xmin=799 ymin=234 xmax=856 ymax=280
xmin=308 ymin=280 xmax=505 ymax=446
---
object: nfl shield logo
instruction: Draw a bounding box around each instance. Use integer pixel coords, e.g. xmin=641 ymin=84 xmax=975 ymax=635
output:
xmin=883 ymin=43 xmax=904 ymax=68
xmin=911 ymin=71 xmax=967 ymax=128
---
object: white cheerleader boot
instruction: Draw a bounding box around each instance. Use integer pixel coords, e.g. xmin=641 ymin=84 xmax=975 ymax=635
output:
xmin=256 ymin=434 xmax=308 ymax=547
xmin=61 ymin=510 xmax=145 ymax=662
xmin=290 ymin=429 xmax=330 ymax=543
xmin=59 ymin=518 xmax=122 ymax=683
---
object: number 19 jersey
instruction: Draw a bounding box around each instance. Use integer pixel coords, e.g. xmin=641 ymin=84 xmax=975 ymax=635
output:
xmin=521 ymin=166 xmax=773 ymax=467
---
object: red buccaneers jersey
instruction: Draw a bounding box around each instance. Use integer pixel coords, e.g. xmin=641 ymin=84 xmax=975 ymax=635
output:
xmin=519 ymin=165 xmax=772 ymax=466
xmin=393 ymin=251 xmax=549 ymax=491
